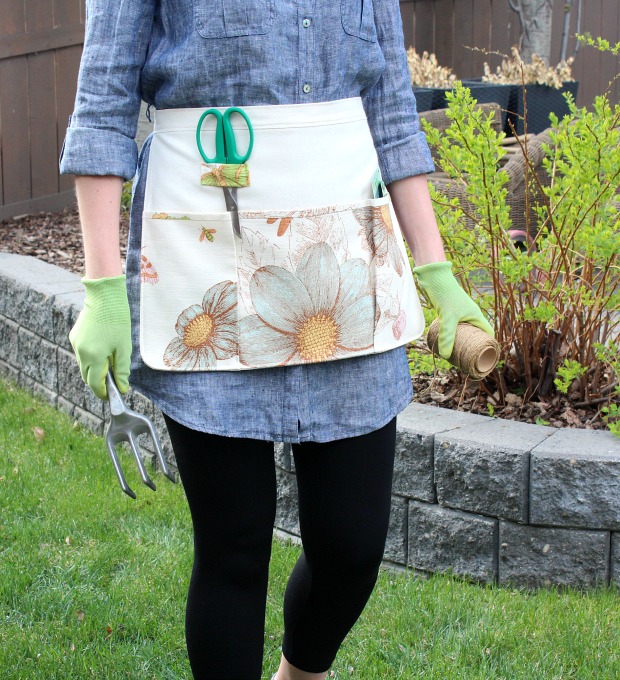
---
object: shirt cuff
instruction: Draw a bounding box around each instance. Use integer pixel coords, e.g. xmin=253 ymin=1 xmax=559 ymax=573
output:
xmin=375 ymin=129 xmax=435 ymax=185
xmin=59 ymin=126 xmax=138 ymax=181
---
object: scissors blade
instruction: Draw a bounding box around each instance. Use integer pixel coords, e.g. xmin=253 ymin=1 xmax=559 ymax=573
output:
xmin=222 ymin=187 xmax=241 ymax=239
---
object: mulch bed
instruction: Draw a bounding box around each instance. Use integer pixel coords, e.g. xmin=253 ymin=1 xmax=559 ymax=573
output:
xmin=0 ymin=206 xmax=610 ymax=432
xmin=405 ymin=359 xmax=608 ymax=430
xmin=0 ymin=205 xmax=129 ymax=274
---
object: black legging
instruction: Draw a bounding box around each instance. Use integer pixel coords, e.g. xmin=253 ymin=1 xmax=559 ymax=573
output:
xmin=164 ymin=415 xmax=396 ymax=680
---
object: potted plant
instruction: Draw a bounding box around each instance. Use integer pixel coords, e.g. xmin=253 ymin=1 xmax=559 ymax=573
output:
xmin=406 ymin=47 xmax=456 ymax=111
xmin=481 ymin=46 xmax=578 ymax=135
xmin=406 ymin=48 xmax=511 ymax=116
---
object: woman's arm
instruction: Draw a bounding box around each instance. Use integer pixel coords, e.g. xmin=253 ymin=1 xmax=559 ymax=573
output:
xmin=59 ymin=1 xmax=156 ymax=398
xmin=389 ymin=173 xmax=494 ymax=358
xmin=68 ymin=174 xmax=131 ymax=400
xmin=362 ymin=0 xmax=435 ymax=185
xmin=75 ymin=175 xmax=124 ymax=279
xmin=387 ymin=174 xmax=446 ymax=266
xmin=60 ymin=0 xmax=156 ymax=181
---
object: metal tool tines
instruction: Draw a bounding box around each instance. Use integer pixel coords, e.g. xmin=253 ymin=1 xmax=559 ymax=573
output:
xmin=105 ymin=370 xmax=176 ymax=498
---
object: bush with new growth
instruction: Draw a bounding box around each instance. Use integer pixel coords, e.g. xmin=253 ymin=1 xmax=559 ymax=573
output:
xmin=420 ymin=81 xmax=619 ymax=435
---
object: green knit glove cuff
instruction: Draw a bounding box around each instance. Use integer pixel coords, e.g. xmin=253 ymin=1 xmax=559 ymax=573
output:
xmin=413 ymin=260 xmax=459 ymax=295
xmin=81 ymin=275 xmax=131 ymax=324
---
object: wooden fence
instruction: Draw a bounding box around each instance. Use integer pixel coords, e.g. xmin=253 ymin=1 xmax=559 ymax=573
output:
xmin=0 ymin=1 xmax=619 ymax=219
xmin=0 ymin=0 xmax=84 ymax=220
xmin=400 ymin=0 xmax=620 ymax=111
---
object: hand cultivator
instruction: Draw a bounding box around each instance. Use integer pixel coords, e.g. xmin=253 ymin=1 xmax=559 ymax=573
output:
xmin=105 ymin=371 xmax=176 ymax=498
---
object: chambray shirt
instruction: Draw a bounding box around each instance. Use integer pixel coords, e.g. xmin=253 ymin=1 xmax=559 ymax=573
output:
xmin=60 ymin=0 xmax=435 ymax=443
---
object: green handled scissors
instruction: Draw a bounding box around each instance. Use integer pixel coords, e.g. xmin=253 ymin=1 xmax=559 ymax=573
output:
xmin=196 ymin=107 xmax=254 ymax=238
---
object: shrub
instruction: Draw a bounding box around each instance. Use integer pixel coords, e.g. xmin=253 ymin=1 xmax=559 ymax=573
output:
xmin=420 ymin=81 xmax=619 ymax=434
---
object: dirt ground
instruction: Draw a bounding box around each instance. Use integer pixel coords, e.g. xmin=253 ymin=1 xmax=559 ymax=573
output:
xmin=0 ymin=205 xmax=611 ymax=431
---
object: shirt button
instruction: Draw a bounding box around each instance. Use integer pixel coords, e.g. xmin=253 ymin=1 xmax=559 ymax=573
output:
xmin=302 ymin=83 xmax=311 ymax=94
xmin=302 ymin=18 xmax=311 ymax=28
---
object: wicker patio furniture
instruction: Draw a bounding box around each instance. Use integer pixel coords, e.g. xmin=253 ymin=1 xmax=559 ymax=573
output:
xmin=419 ymin=104 xmax=551 ymax=244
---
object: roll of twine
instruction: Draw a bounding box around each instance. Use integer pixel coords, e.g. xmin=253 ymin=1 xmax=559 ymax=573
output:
xmin=427 ymin=319 xmax=500 ymax=380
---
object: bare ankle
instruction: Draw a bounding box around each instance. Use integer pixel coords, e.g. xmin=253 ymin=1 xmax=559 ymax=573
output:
xmin=275 ymin=654 xmax=329 ymax=680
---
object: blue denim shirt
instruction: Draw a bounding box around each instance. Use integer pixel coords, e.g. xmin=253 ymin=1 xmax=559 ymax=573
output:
xmin=60 ymin=0 xmax=434 ymax=442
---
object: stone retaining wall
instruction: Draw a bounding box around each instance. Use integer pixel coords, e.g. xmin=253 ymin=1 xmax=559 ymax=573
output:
xmin=1 ymin=253 xmax=619 ymax=590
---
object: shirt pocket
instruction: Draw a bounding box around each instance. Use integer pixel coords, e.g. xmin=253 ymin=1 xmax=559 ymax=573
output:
xmin=340 ymin=0 xmax=378 ymax=43
xmin=194 ymin=0 xmax=275 ymax=38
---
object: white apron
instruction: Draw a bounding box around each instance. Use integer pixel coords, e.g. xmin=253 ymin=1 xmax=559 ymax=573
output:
xmin=140 ymin=97 xmax=425 ymax=371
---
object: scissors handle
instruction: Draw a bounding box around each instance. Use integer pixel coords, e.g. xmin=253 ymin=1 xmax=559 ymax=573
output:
xmin=196 ymin=107 xmax=254 ymax=164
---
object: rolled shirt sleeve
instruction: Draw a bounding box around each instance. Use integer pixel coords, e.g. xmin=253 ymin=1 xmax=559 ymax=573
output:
xmin=362 ymin=0 xmax=435 ymax=184
xmin=59 ymin=1 xmax=156 ymax=180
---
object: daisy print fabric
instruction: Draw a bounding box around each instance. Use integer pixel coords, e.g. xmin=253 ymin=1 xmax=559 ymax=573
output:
xmin=139 ymin=196 xmax=425 ymax=371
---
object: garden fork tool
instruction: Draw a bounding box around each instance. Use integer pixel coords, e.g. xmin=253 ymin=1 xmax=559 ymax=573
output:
xmin=105 ymin=370 xmax=176 ymax=499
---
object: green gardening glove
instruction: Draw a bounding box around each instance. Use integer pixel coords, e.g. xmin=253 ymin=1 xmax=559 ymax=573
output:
xmin=413 ymin=261 xmax=494 ymax=359
xmin=69 ymin=275 xmax=132 ymax=401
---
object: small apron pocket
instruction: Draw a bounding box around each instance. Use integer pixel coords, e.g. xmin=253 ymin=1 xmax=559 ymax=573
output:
xmin=139 ymin=210 xmax=241 ymax=371
xmin=361 ymin=198 xmax=426 ymax=352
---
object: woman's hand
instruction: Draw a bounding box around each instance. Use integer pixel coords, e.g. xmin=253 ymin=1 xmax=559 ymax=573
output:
xmin=412 ymin=261 xmax=493 ymax=358
xmin=387 ymin=174 xmax=494 ymax=358
xmin=69 ymin=275 xmax=132 ymax=400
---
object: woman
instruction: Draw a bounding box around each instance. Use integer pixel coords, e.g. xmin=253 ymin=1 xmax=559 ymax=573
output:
xmin=61 ymin=2 xmax=493 ymax=678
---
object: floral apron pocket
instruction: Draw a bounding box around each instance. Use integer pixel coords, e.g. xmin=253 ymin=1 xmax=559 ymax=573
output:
xmin=139 ymin=196 xmax=425 ymax=372
xmin=139 ymin=211 xmax=241 ymax=371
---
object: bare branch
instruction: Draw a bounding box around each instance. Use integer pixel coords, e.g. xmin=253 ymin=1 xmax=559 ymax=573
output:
xmin=573 ymin=0 xmax=583 ymax=58
xmin=560 ymin=0 xmax=573 ymax=62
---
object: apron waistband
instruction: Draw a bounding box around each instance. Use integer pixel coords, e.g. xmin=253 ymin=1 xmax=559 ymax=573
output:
xmin=153 ymin=97 xmax=368 ymax=133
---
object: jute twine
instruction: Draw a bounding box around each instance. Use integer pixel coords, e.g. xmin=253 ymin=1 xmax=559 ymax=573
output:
xmin=427 ymin=319 xmax=500 ymax=380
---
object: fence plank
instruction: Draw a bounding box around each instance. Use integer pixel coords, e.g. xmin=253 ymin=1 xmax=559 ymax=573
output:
xmin=434 ymin=0 xmax=454 ymax=70
xmin=0 ymin=57 xmax=32 ymax=204
xmin=26 ymin=0 xmax=54 ymax=33
xmin=54 ymin=0 xmax=84 ymax=28
xmin=599 ymin=0 xmax=620 ymax=105
xmin=490 ymin=0 xmax=514 ymax=72
xmin=1 ymin=1 xmax=25 ymax=39
xmin=579 ymin=0 xmax=603 ymax=110
xmin=453 ymin=0 xmax=474 ymax=76
xmin=0 ymin=191 xmax=76 ymax=222
xmin=0 ymin=98 xmax=3 ymax=206
xmin=0 ymin=25 xmax=85 ymax=60
xmin=414 ymin=0 xmax=435 ymax=55
xmin=24 ymin=0 xmax=58 ymax=200
xmin=550 ymin=0 xmax=566 ymax=65
xmin=55 ymin=46 xmax=81 ymax=193
xmin=401 ymin=1 xmax=415 ymax=50
xmin=29 ymin=52 xmax=61 ymax=198
xmin=471 ymin=0 xmax=493 ymax=74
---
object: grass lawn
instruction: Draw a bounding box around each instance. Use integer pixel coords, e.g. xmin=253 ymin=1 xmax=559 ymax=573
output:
xmin=1 ymin=378 xmax=619 ymax=679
